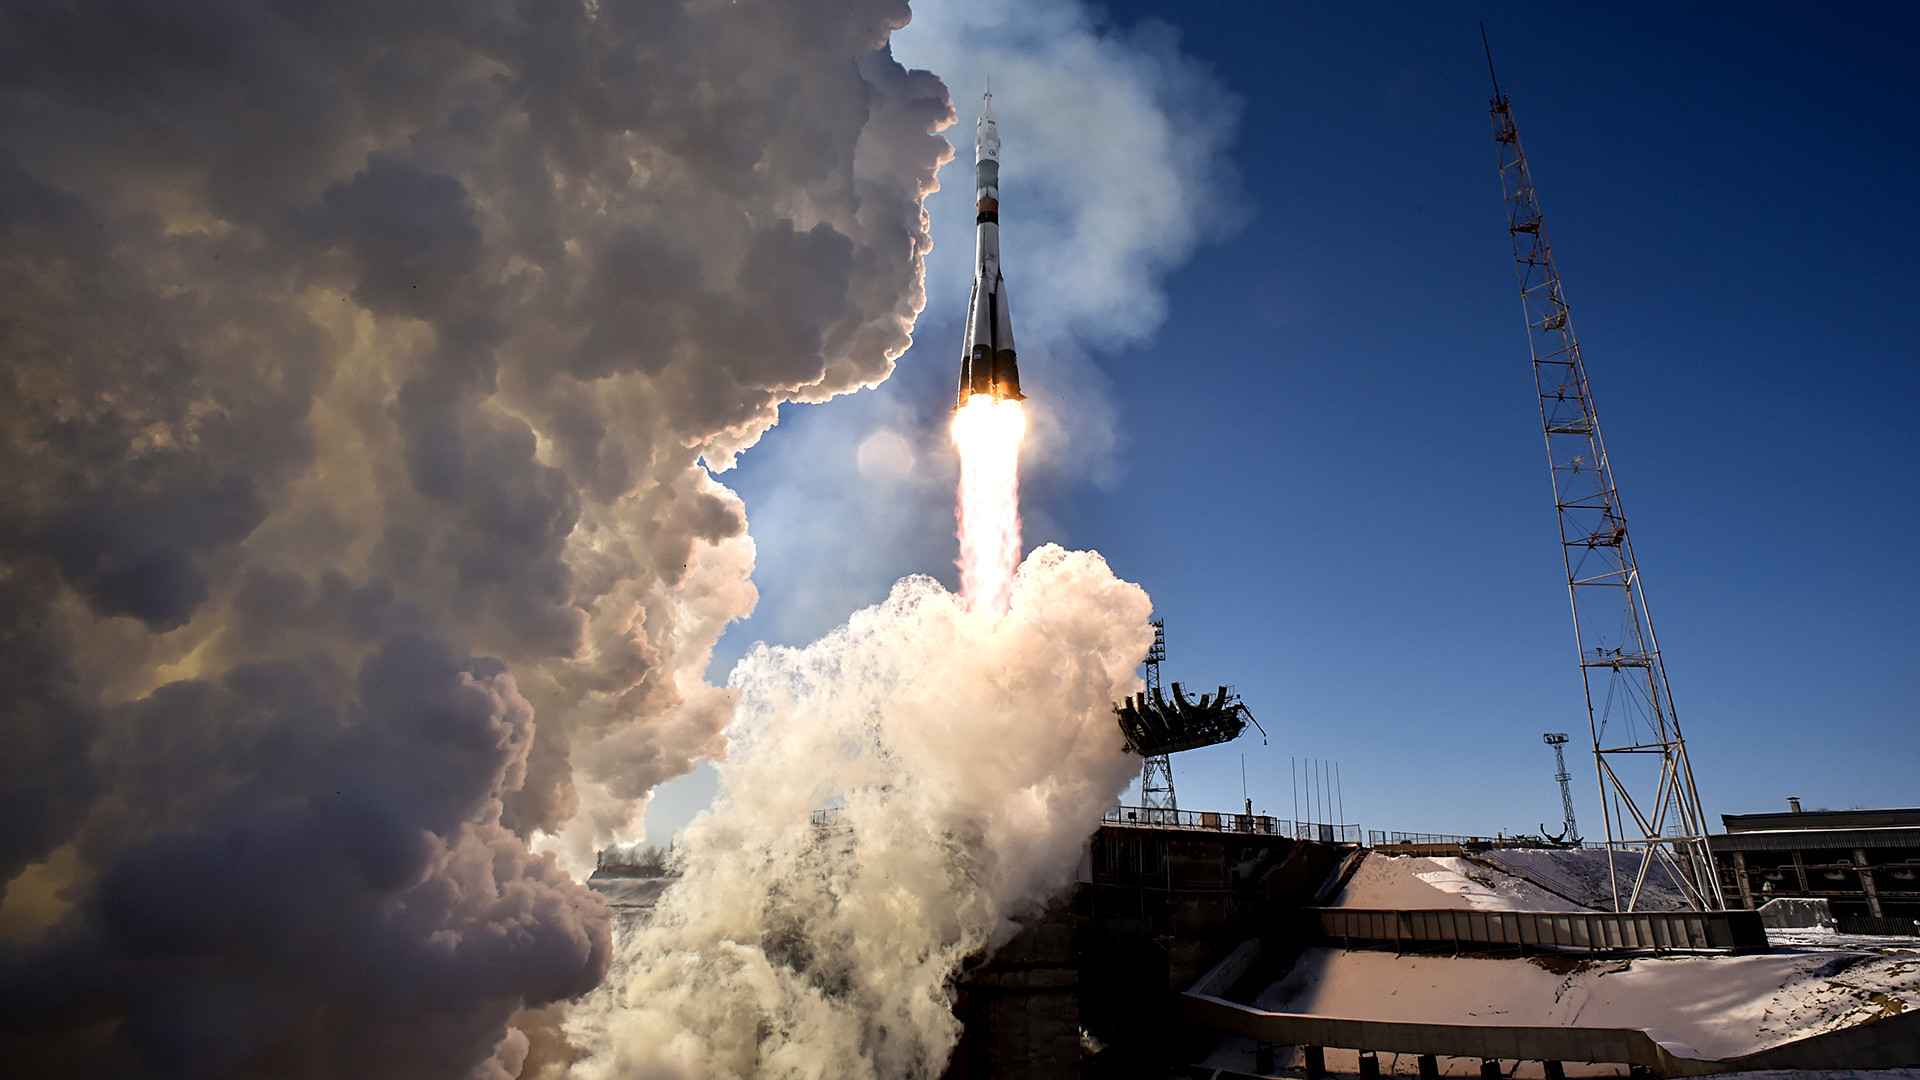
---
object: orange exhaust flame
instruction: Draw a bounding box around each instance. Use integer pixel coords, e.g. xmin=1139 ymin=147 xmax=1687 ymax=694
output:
xmin=951 ymin=393 xmax=1027 ymax=615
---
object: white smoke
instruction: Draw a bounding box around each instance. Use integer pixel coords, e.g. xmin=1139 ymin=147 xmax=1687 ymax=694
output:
xmin=570 ymin=546 xmax=1152 ymax=1079
xmin=0 ymin=0 xmax=1223 ymax=1072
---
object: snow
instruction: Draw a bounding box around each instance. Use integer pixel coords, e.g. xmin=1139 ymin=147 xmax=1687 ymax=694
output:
xmin=1330 ymin=849 xmax=1702 ymax=912
xmin=1195 ymin=1034 xmax=1920 ymax=1078
xmin=1267 ymin=848 xmax=1920 ymax=1066
xmin=1769 ymin=926 xmax=1920 ymax=954
xmin=1254 ymin=946 xmax=1920 ymax=1059
xmin=1333 ymin=853 xmax=1590 ymax=913
xmin=1477 ymin=848 xmax=1691 ymax=912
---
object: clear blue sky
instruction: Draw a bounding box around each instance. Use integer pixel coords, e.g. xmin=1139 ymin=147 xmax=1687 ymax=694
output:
xmin=651 ymin=2 xmax=1918 ymax=842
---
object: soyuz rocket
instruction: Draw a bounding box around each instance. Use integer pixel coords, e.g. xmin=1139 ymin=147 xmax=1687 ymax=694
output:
xmin=956 ymin=84 xmax=1023 ymax=408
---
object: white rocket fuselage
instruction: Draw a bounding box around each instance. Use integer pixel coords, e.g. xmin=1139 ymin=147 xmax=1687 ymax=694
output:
xmin=957 ymin=89 xmax=1022 ymax=407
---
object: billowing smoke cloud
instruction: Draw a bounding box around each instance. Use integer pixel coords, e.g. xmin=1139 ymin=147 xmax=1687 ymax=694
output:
xmin=0 ymin=0 xmax=951 ymax=1074
xmin=569 ymin=547 xmax=1152 ymax=1079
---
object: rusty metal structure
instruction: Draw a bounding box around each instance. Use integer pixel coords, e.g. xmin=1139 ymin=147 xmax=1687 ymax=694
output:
xmin=1484 ymin=30 xmax=1723 ymax=911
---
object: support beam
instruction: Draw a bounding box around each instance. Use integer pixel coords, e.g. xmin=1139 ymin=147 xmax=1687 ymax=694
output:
xmin=1732 ymin=851 xmax=1754 ymax=909
xmin=1856 ymin=849 xmax=1883 ymax=918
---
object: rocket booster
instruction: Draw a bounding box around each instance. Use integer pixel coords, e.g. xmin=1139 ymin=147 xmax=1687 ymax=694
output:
xmin=957 ymin=84 xmax=1023 ymax=408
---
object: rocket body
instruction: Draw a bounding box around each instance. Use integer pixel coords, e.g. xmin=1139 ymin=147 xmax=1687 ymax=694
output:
xmin=957 ymin=88 xmax=1023 ymax=408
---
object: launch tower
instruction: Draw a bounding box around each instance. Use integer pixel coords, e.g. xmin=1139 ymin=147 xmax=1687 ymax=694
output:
xmin=1114 ymin=620 xmax=1261 ymax=819
xmin=1137 ymin=622 xmax=1175 ymax=811
xmin=1485 ymin=36 xmax=1724 ymax=911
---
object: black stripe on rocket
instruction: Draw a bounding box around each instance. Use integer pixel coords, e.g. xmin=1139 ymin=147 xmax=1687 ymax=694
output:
xmin=958 ymin=85 xmax=1023 ymax=408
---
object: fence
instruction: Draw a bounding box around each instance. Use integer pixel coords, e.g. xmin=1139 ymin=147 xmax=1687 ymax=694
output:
xmin=1291 ymin=821 xmax=1362 ymax=843
xmin=1104 ymin=806 xmax=1280 ymax=834
xmin=1366 ymin=829 xmax=1600 ymax=850
xmin=1101 ymin=807 xmax=1361 ymax=842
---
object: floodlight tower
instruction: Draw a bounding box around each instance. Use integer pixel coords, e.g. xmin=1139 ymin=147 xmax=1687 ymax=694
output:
xmin=1542 ymin=733 xmax=1579 ymax=843
xmin=1138 ymin=620 xmax=1176 ymax=812
xmin=1483 ymin=32 xmax=1724 ymax=912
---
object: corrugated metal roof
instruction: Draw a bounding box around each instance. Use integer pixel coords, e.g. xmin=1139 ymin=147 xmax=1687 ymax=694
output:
xmin=1722 ymin=807 xmax=1920 ymax=833
xmin=1708 ymin=827 xmax=1920 ymax=852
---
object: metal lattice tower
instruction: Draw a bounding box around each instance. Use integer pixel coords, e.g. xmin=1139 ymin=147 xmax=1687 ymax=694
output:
xmin=1138 ymin=620 xmax=1176 ymax=812
xmin=1542 ymin=733 xmax=1579 ymax=843
xmin=1485 ymin=37 xmax=1724 ymax=912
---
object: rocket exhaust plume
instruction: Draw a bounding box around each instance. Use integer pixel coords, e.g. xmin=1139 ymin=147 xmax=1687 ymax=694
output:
xmin=953 ymin=83 xmax=1027 ymax=615
xmin=953 ymin=394 xmax=1026 ymax=614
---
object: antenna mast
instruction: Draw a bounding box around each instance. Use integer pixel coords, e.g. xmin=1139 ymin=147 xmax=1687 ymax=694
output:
xmin=1542 ymin=733 xmax=1579 ymax=843
xmin=1484 ymin=40 xmax=1724 ymax=912
xmin=1138 ymin=620 xmax=1176 ymax=815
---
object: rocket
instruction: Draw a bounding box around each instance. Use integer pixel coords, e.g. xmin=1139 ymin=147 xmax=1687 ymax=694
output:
xmin=956 ymin=83 xmax=1024 ymax=408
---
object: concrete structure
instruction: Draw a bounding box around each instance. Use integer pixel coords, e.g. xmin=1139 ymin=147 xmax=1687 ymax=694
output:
xmin=930 ymin=809 xmax=1920 ymax=1077
xmin=942 ymin=814 xmax=1350 ymax=1080
xmin=1180 ymin=992 xmax=1920 ymax=1077
xmin=1312 ymin=906 xmax=1767 ymax=955
xmin=1710 ymin=806 xmax=1920 ymax=926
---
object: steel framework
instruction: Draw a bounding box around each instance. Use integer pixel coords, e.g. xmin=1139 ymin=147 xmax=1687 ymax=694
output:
xmin=1542 ymin=732 xmax=1580 ymax=844
xmin=1485 ymin=47 xmax=1724 ymax=912
xmin=1138 ymin=620 xmax=1176 ymax=810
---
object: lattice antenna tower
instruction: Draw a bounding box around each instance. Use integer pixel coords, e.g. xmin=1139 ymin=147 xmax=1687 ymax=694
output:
xmin=1138 ymin=620 xmax=1176 ymax=811
xmin=1542 ymin=733 xmax=1579 ymax=843
xmin=1483 ymin=30 xmax=1724 ymax=912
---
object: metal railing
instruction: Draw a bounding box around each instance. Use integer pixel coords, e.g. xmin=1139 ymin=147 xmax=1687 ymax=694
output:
xmin=1103 ymin=806 xmax=1282 ymax=834
xmin=1366 ymin=829 xmax=1601 ymax=850
xmin=1292 ymin=821 xmax=1363 ymax=844
xmin=1101 ymin=807 xmax=1361 ymax=843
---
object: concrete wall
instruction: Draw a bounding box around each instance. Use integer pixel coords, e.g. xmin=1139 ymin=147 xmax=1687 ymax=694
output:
xmin=948 ymin=823 xmax=1350 ymax=1080
xmin=944 ymin=895 xmax=1081 ymax=1080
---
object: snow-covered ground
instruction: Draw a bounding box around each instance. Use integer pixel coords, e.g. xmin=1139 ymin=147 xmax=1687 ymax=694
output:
xmin=1261 ymin=848 xmax=1920 ymax=1070
xmin=606 ymin=850 xmax=1920 ymax=1074
xmin=1769 ymin=926 xmax=1920 ymax=955
xmin=1332 ymin=849 xmax=1695 ymax=913
xmin=1477 ymin=848 xmax=1691 ymax=912
xmin=1332 ymin=853 xmax=1588 ymax=912
xmin=1254 ymin=947 xmax=1919 ymax=1058
xmin=1194 ymin=1037 xmax=1920 ymax=1079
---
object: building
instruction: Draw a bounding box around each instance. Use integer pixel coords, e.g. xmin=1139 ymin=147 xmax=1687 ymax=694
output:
xmin=1710 ymin=805 xmax=1920 ymax=924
